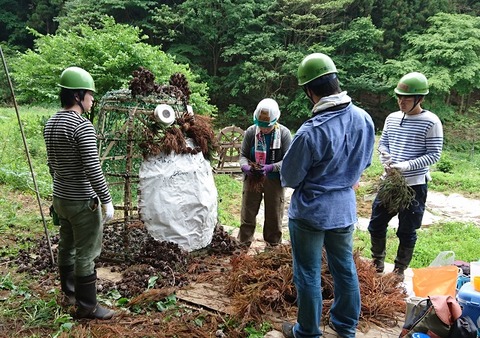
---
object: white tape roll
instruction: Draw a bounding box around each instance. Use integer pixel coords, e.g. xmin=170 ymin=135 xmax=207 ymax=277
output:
xmin=154 ymin=104 xmax=176 ymax=126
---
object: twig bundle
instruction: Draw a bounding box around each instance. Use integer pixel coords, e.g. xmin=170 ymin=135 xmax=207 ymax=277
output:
xmin=376 ymin=168 xmax=416 ymax=214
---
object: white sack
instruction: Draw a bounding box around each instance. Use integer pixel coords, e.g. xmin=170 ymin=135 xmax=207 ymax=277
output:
xmin=138 ymin=140 xmax=218 ymax=252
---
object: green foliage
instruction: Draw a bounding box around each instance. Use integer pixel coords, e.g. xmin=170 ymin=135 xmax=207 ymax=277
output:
xmin=370 ymin=0 xmax=451 ymax=58
xmin=327 ymin=16 xmax=388 ymax=112
xmin=435 ymin=153 xmax=454 ymax=173
xmin=9 ymin=16 xmax=215 ymax=115
xmin=26 ymin=0 xmax=62 ymax=35
xmin=156 ymin=294 xmax=177 ymax=312
xmin=404 ymin=13 xmax=480 ymax=96
xmin=0 ymin=0 xmax=35 ymax=48
xmin=415 ymin=222 xmax=480 ymax=266
xmin=0 ymin=274 xmax=74 ymax=337
xmin=215 ymin=104 xmax=250 ymax=130
xmin=244 ymin=321 xmax=273 ymax=337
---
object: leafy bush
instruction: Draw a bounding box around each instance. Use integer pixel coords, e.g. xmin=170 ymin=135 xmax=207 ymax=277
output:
xmin=9 ymin=16 xmax=216 ymax=116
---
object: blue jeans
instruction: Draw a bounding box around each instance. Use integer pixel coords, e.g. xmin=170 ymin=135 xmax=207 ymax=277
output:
xmin=289 ymin=219 xmax=360 ymax=338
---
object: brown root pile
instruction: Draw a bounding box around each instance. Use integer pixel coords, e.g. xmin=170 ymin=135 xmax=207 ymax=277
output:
xmin=127 ymin=66 xmax=218 ymax=160
xmin=169 ymin=72 xmax=191 ymax=101
xmin=226 ymin=245 xmax=296 ymax=324
xmin=56 ymin=309 xmax=229 ymax=338
xmin=246 ymin=161 xmax=266 ymax=192
xmin=139 ymin=113 xmax=218 ymax=160
xmin=129 ymin=67 xmax=186 ymax=101
xmin=225 ymin=246 xmax=406 ymax=332
xmin=377 ymin=168 xmax=416 ymax=213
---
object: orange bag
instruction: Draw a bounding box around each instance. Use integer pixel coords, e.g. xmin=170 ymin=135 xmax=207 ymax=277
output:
xmin=412 ymin=265 xmax=459 ymax=298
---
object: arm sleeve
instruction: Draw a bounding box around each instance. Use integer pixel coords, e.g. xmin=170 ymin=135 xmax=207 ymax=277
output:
xmin=409 ymin=119 xmax=443 ymax=169
xmin=239 ymin=126 xmax=255 ymax=166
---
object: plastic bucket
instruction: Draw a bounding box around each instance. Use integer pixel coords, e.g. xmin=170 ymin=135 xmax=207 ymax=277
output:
xmin=470 ymin=261 xmax=480 ymax=279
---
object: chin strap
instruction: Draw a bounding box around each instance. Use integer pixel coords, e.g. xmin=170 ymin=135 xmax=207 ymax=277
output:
xmin=400 ymin=96 xmax=422 ymax=126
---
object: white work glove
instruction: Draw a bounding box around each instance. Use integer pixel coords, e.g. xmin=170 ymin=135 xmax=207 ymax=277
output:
xmin=102 ymin=202 xmax=114 ymax=224
xmin=379 ymin=152 xmax=392 ymax=166
xmin=391 ymin=161 xmax=410 ymax=172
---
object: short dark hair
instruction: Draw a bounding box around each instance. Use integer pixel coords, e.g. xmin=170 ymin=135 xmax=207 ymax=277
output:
xmin=304 ymin=73 xmax=341 ymax=98
xmin=59 ymin=88 xmax=87 ymax=108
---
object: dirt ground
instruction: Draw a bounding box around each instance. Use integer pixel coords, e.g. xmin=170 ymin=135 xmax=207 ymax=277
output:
xmin=2 ymin=185 xmax=479 ymax=338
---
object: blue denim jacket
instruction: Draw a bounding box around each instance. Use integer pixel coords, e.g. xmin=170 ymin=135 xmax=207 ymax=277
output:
xmin=281 ymin=102 xmax=375 ymax=230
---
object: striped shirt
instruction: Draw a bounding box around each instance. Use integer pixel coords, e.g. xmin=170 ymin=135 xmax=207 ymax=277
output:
xmin=379 ymin=109 xmax=443 ymax=186
xmin=44 ymin=110 xmax=112 ymax=204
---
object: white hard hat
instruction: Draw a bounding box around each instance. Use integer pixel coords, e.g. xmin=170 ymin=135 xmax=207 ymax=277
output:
xmin=253 ymin=98 xmax=280 ymax=127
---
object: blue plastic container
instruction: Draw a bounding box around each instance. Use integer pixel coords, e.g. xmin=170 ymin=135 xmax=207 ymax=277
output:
xmin=457 ymin=275 xmax=471 ymax=291
xmin=457 ymin=282 xmax=480 ymax=335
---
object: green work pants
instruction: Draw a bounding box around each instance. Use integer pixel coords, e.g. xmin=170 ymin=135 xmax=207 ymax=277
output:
xmin=53 ymin=196 xmax=103 ymax=277
xmin=238 ymin=177 xmax=285 ymax=246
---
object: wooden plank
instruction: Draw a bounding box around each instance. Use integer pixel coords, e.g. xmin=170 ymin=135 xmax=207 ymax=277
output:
xmin=176 ymin=282 xmax=236 ymax=315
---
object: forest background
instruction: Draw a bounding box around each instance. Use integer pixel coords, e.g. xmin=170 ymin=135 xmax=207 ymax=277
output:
xmin=1 ymin=0 xmax=480 ymax=136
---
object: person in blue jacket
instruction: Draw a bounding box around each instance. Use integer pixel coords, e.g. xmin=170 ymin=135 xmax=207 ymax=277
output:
xmin=281 ymin=53 xmax=375 ymax=338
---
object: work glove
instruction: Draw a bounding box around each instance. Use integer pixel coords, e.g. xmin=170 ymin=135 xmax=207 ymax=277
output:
xmin=102 ymin=202 xmax=114 ymax=224
xmin=241 ymin=164 xmax=253 ymax=176
xmin=391 ymin=161 xmax=410 ymax=172
xmin=262 ymin=164 xmax=275 ymax=175
xmin=379 ymin=152 xmax=392 ymax=166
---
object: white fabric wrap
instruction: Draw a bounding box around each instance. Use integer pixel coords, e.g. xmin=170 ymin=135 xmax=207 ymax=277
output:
xmin=138 ymin=138 xmax=218 ymax=252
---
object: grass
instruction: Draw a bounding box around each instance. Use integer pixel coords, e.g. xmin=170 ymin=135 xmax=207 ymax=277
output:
xmin=0 ymin=106 xmax=52 ymax=197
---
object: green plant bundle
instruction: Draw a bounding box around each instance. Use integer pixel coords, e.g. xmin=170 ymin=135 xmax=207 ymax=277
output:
xmin=376 ymin=168 xmax=416 ymax=214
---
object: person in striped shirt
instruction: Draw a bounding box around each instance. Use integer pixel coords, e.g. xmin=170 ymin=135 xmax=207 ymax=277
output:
xmin=44 ymin=67 xmax=115 ymax=319
xmin=368 ymin=72 xmax=443 ymax=277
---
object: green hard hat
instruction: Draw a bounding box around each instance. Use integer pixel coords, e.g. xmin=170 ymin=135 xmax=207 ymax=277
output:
xmin=58 ymin=67 xmax=96 ymax=92
xmin=394 ymin=72 xmax=429 ymax=96
xmin=297 ymin=53 xmax=337 ymax=86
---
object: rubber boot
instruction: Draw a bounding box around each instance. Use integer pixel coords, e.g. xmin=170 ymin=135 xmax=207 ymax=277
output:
xmin=370 ymin=236 xmax=387 ymax=273
xmin=393 ymin=245 xmax=415 ymax=277
xmin=74 ymin=272 xmax=115 ymax=320
xmin=59 ymin=265 xmax=76 ymax=305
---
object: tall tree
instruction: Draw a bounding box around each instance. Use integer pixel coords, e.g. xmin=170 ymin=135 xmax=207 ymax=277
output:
xmin=27 ymin=0 xmax=63 ymax=35
xmin=56 ymin=0 xmax=161 ymax=44
xmin=384 ymin=13 xmax=480 ymax=114
xmin=0 ymin=0 xmax=34 ymax=48
xmin=326 ymin=16 xmax=388 ymax=121
xmin=370 ymin=0 xmax=451 ymax=58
